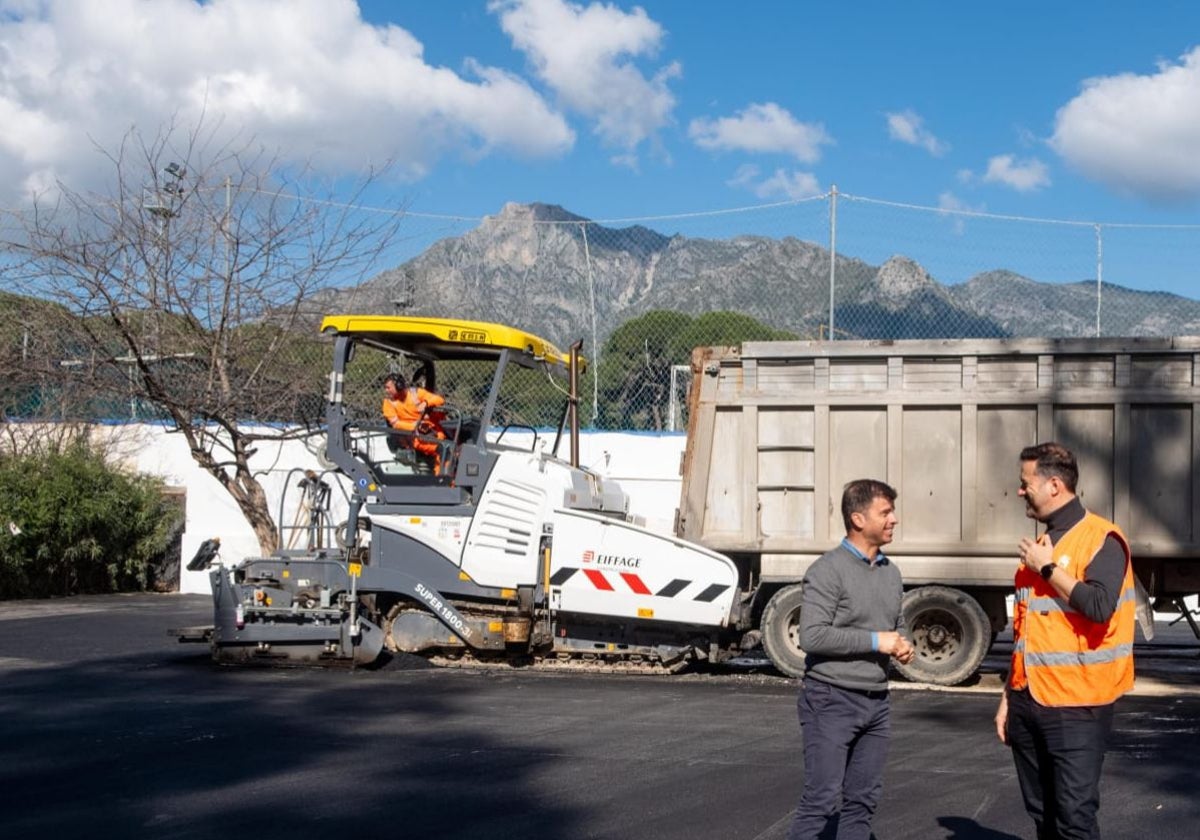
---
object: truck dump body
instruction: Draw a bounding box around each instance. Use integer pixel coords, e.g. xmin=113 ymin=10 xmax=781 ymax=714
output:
xmin=679 ymin=336 xmax=1200 ymax=598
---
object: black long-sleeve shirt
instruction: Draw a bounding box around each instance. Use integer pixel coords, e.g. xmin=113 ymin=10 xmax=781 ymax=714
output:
xmin=1042 ymin=497 xmax=1128 ymax=624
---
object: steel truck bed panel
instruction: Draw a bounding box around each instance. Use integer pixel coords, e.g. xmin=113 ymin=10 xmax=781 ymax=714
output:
xmin=678 ymin=337 xmax=1200 ymax=589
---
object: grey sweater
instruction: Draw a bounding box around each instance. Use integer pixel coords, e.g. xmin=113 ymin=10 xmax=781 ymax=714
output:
xmin=800 ymin=542 xmax=905 ymax=691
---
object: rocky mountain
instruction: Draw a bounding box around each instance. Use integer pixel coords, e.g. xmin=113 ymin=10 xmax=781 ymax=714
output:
xmin=950 ymin=270 xmax=1200 ymax=337
xmin=306 ymin=202 xmax=1200 ymax=347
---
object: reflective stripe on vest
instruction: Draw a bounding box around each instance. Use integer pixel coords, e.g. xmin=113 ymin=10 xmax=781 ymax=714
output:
xmin=1026 ymin=587 xmax=1136 ymax=615
xmin=1024 ymin=643 xmax=1133 ymax=667
xmin=1009 ymin=511 xmax=1135 ymax=706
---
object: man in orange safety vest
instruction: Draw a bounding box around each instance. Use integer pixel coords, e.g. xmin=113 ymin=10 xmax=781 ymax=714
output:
xmin=382 ymin=373 xmax=447 ymax=474
xmin=994 ymin=442 xmax=1135 ymax=840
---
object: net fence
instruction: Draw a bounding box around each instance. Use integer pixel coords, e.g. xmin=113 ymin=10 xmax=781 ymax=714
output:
xmin=5 ymin=189 xmax=1200 ymax=433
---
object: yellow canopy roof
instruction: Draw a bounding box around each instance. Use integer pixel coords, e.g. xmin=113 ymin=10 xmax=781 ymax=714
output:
xmin=319 ymin=315 xmax=583 ymax=370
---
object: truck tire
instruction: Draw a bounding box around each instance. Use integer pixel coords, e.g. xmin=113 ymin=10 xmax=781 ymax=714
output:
xmin=761 ymin=584 xmax=807 ymax=678
xmin=893 ymin=585 xmax=990 ymax=686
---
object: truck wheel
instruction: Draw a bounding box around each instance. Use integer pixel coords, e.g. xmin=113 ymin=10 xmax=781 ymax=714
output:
xmin=761 ymin=584 xmax=807 ymax=678
xmin=893 ymin=586 xmax=990 ymax=686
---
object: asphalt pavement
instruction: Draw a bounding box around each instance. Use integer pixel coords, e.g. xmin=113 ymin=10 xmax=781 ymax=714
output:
xmin=1 ymin=593 xmax=1199 ymax=840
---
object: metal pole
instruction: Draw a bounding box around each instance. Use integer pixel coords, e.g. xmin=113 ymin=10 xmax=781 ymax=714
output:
xmin=1094 ymin=224 xmax=1103 ymax=338
xmin=569 ymin=341 xmax=583 ymax=467
xmin=667 ymin=365 xmax=679 ymax=433
xmin=828 ymin=185 xmax=838 ymax=340
xmin=580 ymin=223 xmax=599 ymax=424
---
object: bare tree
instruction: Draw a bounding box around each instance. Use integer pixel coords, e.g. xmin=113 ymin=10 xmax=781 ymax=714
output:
xmin=3 ymin=123 xmax=404 ymax=553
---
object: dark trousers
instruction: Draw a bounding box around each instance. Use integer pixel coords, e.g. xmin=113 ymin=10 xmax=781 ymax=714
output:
xmin=787 ymin=678 xmax=890 ymax=840
xmin=1006 ymin=688 xmax=1115 ymax=840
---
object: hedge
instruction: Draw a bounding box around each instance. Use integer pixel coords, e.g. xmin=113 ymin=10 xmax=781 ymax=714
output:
xmin=0 ymin=443 xmax=184 ymax=598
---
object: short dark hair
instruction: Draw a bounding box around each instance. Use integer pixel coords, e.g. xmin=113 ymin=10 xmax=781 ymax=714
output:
xmin=383 ymin=373 xmax=407 ymax=391
xmin=1020 ymin=442 xmax=1078 ymax=492
xmin=841 ymin=479 xmax=897 ymax=532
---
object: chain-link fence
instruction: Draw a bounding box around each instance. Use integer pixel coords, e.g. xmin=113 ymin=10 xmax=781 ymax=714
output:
xmin=5 ymin=190 xmax=1200 ymax=433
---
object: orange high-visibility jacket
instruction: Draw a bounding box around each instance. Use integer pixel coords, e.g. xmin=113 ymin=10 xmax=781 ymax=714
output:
xmin=1010 ymin=512 xmax=1135 ymax=707
xmin=383 ymin=388 xmax=446 ymax=463
xmin=382 ymin=387 xmax=445 ymax=432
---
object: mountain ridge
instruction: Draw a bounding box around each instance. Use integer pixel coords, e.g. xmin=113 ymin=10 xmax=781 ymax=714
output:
xmin=308 ymin=203 xmax=1200 ymax=347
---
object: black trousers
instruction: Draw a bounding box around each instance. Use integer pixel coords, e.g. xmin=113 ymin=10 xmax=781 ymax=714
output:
xmin=1006 ymin=688 xmax=1115 ymax=840
xmin=788 ymin=679 xmax=890 ymax=840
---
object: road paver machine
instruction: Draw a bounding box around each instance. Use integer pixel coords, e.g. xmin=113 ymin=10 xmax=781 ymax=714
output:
xmin=183 ymin=316 xmax=742 ymax=672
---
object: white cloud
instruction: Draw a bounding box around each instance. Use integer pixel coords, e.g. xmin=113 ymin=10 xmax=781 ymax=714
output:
xmin=983 ymin=154 xmax=1050 ymax=192
xmin=727 ymin=164 xmax=761 ymax=190
xmin=726 ymin=164 xmax=821 ymax=200
xmin=0 ymin=0 xmax=573 ymax=203
xmin=689 ymin=102 xmax=832 ymax=162
xmin=885 ymin=109 xmax=948 ymax=156
xmin=610 ymin=151 xmax=640 ymax=171
xmin=1052 ymin=46 xmax=1200 ymax=200
xmin=937 ymin=192 xmax=983 ymax=214
xmin=936 ymin=191 xmax=985 ymax=235
xmin=490 ymin=0 xmax=678 ymax=159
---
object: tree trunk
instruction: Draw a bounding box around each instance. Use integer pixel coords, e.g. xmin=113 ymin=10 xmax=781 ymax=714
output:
xmin=179 ymin=421 xmax=280 ymax=556
xmin=234 ymin=468 xmax=281 ymax=556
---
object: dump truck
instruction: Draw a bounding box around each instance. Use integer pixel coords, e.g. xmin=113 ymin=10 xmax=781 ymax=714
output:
xmin=677 ymin=335 xmax=1199 ymax=684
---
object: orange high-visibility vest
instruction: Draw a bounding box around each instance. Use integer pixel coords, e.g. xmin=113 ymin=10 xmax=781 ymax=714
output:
xmin=382 ymin=388 xmax=447 ymax=469
xmin=382 ymin=387 xmax=445 ymax=432
xmin=1009 ymin=511 xmax=1135 ymax=707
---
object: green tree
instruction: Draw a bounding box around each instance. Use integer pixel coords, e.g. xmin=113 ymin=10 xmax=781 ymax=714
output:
xmin=595 ymin=309 xmax=797 ymax=431
xmin=668 ymin=310 xmax=797 ymax=358
xmin=595 ymin=310 xmax=693 ymax=430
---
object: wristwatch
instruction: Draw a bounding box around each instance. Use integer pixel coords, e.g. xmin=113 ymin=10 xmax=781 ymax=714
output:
xmin=1039 ymin=562 xmax=1056 ymax=580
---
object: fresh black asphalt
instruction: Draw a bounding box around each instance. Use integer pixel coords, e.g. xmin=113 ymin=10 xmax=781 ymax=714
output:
xmin=1 ymin=593 xmax=1198 ymax=839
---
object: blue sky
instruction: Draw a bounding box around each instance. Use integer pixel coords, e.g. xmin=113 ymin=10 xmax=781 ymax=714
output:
xmin=366 ymin=0 xmax=1200 ymax=224
xmin=3 ymin=0 xmax=1200 ymax=296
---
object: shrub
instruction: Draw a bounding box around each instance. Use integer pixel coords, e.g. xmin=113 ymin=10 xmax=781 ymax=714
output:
xmin=0 ymin=442 xmax=184 ymax=598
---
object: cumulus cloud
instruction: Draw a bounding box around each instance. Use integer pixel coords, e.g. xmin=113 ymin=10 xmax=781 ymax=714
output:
xmin=727 ymin=164 xmax=821 ymax=200
xmin=689 ymin=102 xmax=832 ymax=162
xmin=490 ymin=0 xmax=678 ymax=158
xmin=983 ymin=155 xmax=1050 ymax=192
xmin=940 ymin=192 xmax=985 ymax=212
xmin=0 ymin=0 xmax=573 ymax=203
xmin=1052 ymin=47 xmax=1200 ymax=200
xmin=936 ymin=191 xmax=985 ymax=234
xmin=885 ymin=109 xmax=948 ymax=156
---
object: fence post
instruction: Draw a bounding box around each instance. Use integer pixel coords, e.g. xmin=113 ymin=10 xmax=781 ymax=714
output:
xmin=667 ymin=364 xmax=690 ymax=433
xmin=1094 ymin=223 xmax=1103 ymax=337
xmin=828 ymin=185 xmax=838 ymax=340
xmin=579 ymin=222 xmax=599 ymax=424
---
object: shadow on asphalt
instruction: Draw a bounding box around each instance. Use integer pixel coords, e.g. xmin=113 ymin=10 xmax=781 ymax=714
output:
xmin=0 ymin=646 xmax=584 ymax=839
xmin=935 ymin=816 xmax=1022 ymax=839
xmin=4 ymin=595 xmax=1200 ymax=839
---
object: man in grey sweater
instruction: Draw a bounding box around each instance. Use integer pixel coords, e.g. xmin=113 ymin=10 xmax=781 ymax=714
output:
xmin=786 ymin=478 xmax=914 ymax=840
